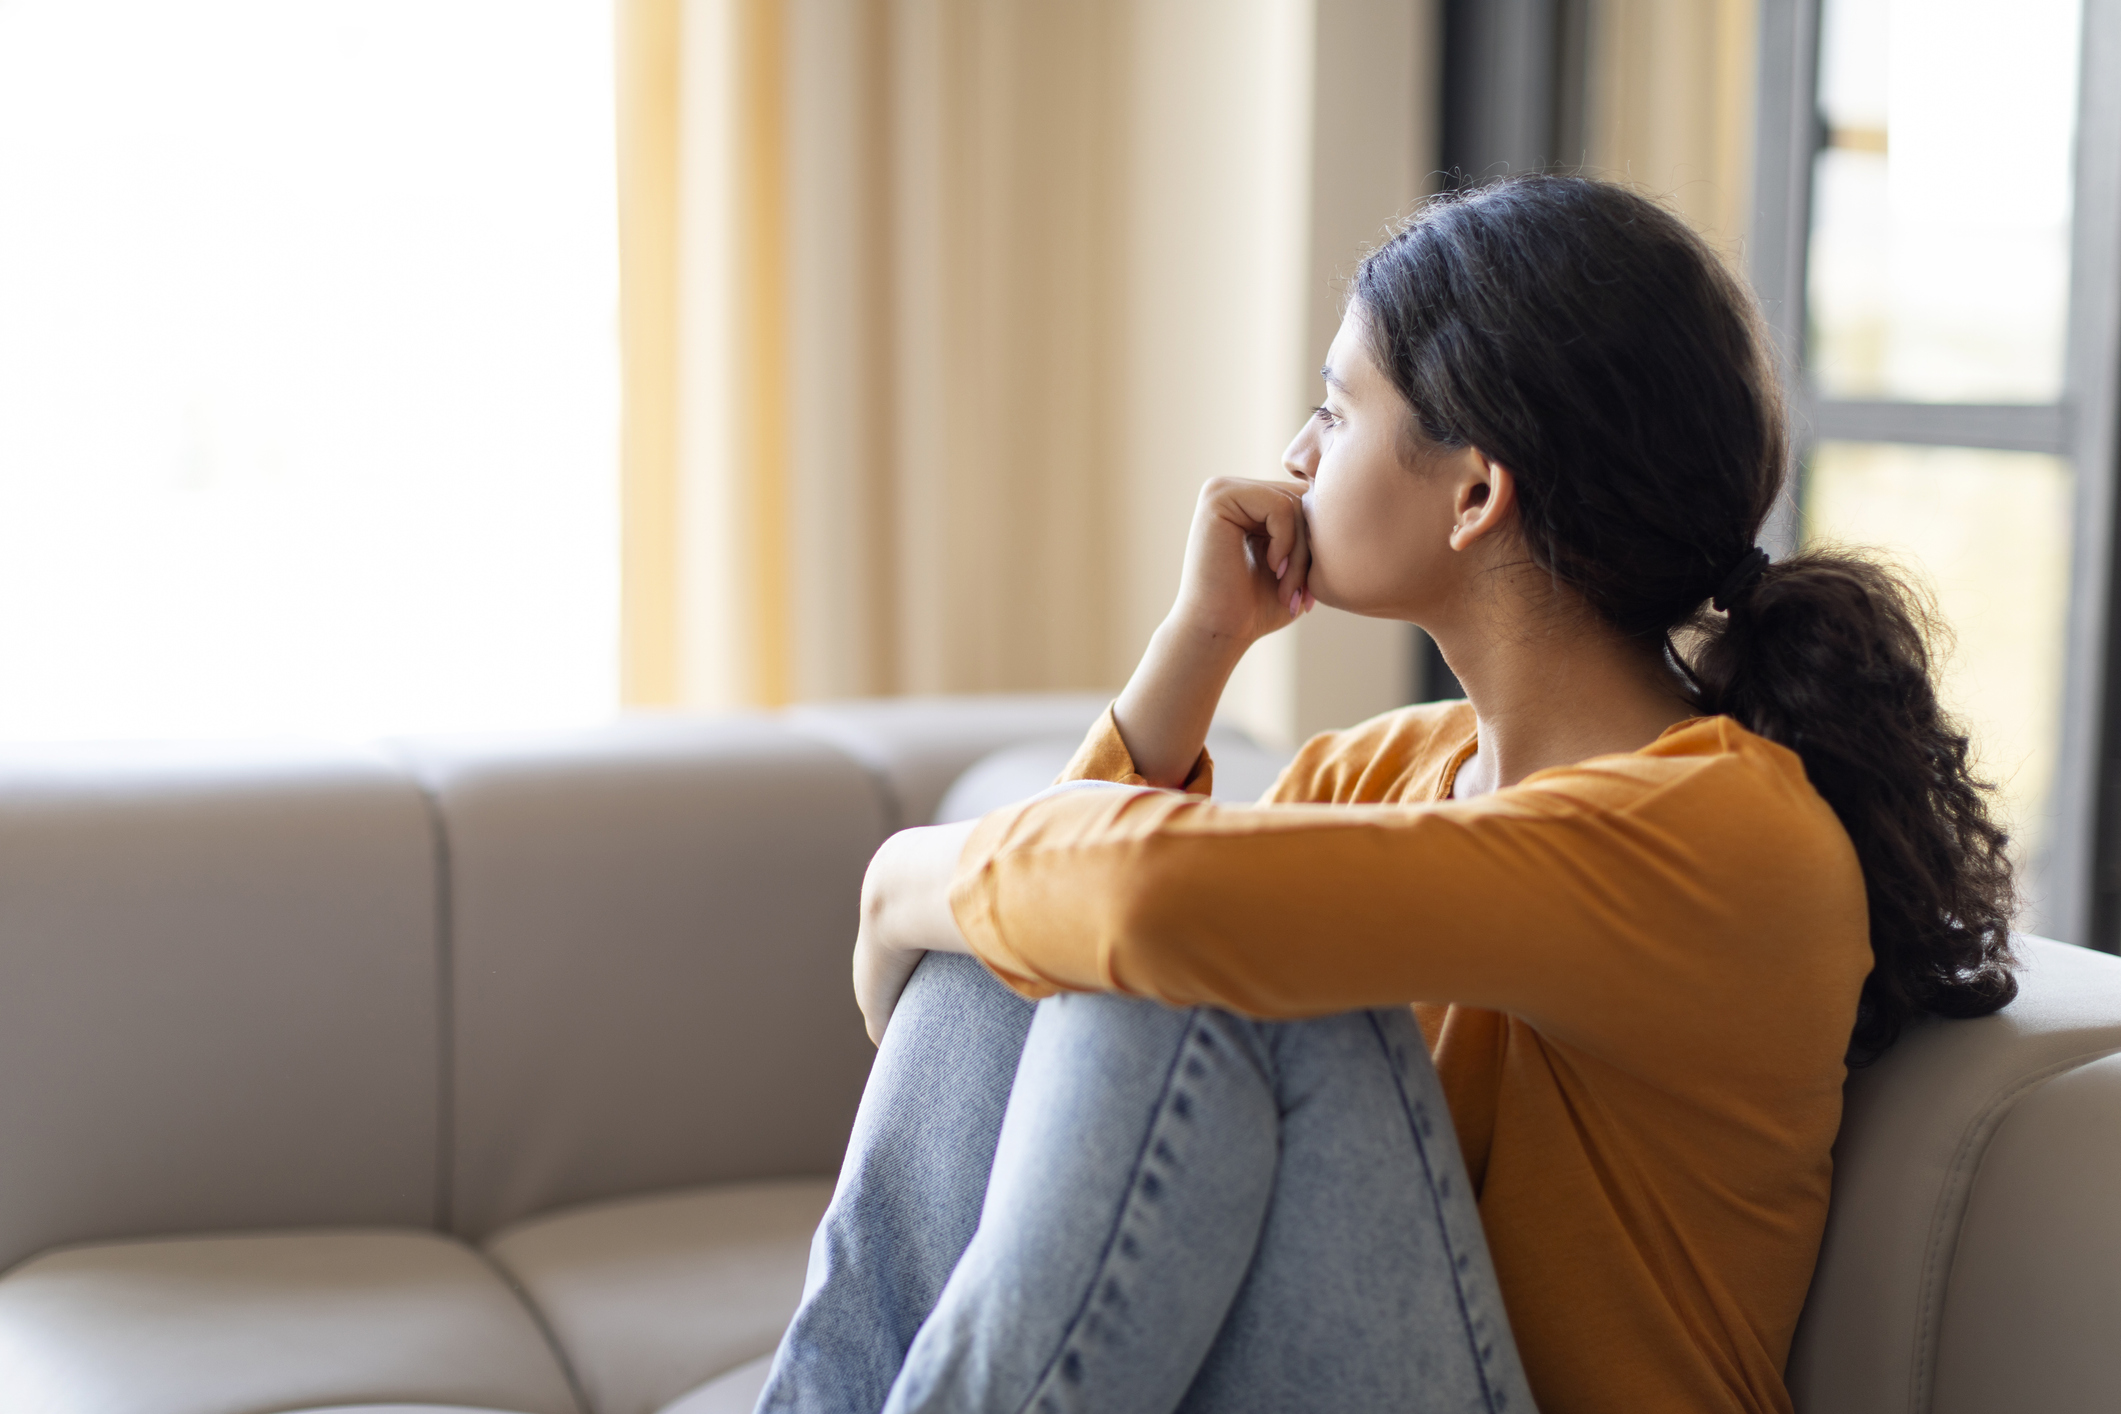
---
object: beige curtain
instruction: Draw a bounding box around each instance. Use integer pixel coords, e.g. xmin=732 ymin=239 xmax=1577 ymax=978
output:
xmin=617 ymin=0 xmax=1436 ymax=743
xmin=617 ymin=0 xmax=1757 ymax=737
xmin=785 ymin=0 xmax=1133 ymax=703
xmin=620 ymin=0 xmax=1150 ymax=711
xmin=616 ymin=0 xmax=683 ymax=708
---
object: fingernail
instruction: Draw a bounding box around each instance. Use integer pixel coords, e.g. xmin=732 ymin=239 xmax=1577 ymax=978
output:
xmin=1289 ymin=590 xmax=1301 ymax=614
xmin=1275 ymin=557 xmax=1289 ymax=579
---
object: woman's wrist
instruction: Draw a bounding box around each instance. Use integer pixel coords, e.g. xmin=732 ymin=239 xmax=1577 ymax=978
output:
xmin=854 ymin=820 xmax=979 ymax=1045
xmin=1112 ymin=616 xmax=1250 ymax=787
xmin=1154 ymin=608 xmax=1258 ymax=668
xmin=862 ymin=822 xmax=977 ymax=958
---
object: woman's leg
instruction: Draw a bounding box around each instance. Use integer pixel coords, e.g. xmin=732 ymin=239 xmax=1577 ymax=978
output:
xmin=878 ymin=984 xmax=1268 ymax=1413
xmin=756 ymin=952 xmax=1036 ymax=1414
xmin=1175 ymin=1005 xmax=1530 ymax=1414
xmin=761 ymin=953 xmax=1532 ymax=1414
xmin=884 ymin=995 xmax=1533 ymax=1414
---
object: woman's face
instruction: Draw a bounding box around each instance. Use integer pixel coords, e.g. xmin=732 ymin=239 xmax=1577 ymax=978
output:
xmin=1283 ymin=308 xmax=1488 ymax=622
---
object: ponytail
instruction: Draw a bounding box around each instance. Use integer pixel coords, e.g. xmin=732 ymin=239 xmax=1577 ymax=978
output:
xmin=1354 ymin=176 xmax=2018 ymax=1060
xmin=1690 ymin=554 xmax=2017 ymax=1059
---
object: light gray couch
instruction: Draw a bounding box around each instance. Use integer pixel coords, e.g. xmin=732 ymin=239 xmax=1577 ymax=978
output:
xmin=0 ymin=692 xmax=2115 ymax=1414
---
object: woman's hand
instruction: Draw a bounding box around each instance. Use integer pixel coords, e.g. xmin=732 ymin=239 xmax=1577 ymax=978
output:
xmin=1170 ymin=476 xmax=1315 ymax=644
xmin=1112 ymin=478 xmax=1315 ymax=786
xmin=853 ymin=819 xmax=979 ymax=1045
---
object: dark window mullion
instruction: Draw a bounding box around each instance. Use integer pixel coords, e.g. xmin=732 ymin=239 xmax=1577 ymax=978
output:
xmin=2046 ymin=0 xmax=2121 ymax=949
xmin=1748 ymin=0 xmax=1824 ymax=559
xmin=1808 ymin=400 xmax=2073 ymax=457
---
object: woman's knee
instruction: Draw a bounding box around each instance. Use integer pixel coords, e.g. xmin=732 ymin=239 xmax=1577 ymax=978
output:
xmin=894 ymin=951 xmax=1030 ymax=1026
xmin=1026 ymin=990 xmax=1280 ymax=1104
xmin=870 ymin=952 xmax=1037 ymax=1089
xmin=1251 ymin=1006 xmax=1452 ymax=1134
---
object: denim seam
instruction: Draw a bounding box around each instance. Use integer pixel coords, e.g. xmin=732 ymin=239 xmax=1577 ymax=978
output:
xmin=1367 ymin=1011 xmax=1505 ymax=1414
xmin=1012 ymin=1006 xmax=1206 ymax=1414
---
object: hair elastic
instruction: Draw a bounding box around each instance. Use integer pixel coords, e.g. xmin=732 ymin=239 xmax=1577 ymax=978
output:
xmin=1712 ymin=546 xmax=1771 ymax=612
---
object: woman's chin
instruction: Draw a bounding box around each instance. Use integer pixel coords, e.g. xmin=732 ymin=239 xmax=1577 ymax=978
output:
xmin=1310 ymin=587 xmax=1429 ymax=625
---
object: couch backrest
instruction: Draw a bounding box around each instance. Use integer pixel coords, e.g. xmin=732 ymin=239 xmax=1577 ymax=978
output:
xmin=391 ymin=697 xmax=1128 ymax=1239
xmin=786 ymin=693 xmax=1111 ymax=830
xmin=0 ymin=740 xmax=443 ymax=1272
xmin=14 ymin=701 xmax=2121 ymax=1414
xmin=1788 ymin=935 xmax=2121 ymax=1414
xmin=0 ymin=696 xmax=1120 ymax=1267
xmin=390 ymin=717 xmax=890 ymax=1240
xmin=1931 ymin=1047 xmax=2121 ymax=1414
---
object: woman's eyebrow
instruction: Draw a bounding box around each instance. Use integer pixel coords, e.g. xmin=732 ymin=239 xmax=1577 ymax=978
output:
xmin=1320 ymin=366 xmax=1351 ymax=394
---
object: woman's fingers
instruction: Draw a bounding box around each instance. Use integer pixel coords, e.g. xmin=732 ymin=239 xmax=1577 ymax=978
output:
xmin=1255 ymin=487 xmax=1307 ymax=591
xmin=1178 ymin=476 xmax=1318 ymax=642
xmin=1252 ymin=485 xmax=1311 ymax=619
xmin=1281 ymin=506 xmax=1313 ymax=617
xmin=1209 ymin=478 xmax=1309 ymax=609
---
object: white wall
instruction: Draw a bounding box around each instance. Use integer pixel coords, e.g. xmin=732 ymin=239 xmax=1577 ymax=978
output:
xmin=1122 ymin=0 xmax=1440 ymax=747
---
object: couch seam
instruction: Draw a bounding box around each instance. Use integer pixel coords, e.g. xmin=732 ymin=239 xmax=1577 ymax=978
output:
xmin=1368 ymin=1011 xmax=1508 ymax=1413
xmin=1011 ymin=1007 xmax=1204 ymax=1414
xmin=407 ymin=780 xmax=459 ymax=1239
xmin=476 ymin=1245 xmax=596 ymax=1414
xmin=1907 ymin=1042 xmax=2121 ymax=1414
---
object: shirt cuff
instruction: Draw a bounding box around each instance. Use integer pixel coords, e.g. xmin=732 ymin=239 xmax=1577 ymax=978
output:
xmin=1056 ymin=703 xmax=1214 ymax=796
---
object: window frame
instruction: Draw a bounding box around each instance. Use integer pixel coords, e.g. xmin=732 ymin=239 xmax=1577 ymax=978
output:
xmin=1749 ymin=0 xmax=2121 ymax=949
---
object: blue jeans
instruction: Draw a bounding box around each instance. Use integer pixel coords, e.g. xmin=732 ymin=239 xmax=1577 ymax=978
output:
xmin=756 ymin=952 xmax=1534 ymax=1414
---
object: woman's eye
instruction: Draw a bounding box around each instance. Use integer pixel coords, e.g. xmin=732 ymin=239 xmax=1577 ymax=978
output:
xmin=1312 ymin=405 xmax=1338 ymax=425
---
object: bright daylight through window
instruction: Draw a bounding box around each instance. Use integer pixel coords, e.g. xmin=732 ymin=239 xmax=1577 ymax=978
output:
xmin=1802 ymin=0 xmax=2083 ymax=873
xmin=0 ymin=1 xmax=618 ymax=740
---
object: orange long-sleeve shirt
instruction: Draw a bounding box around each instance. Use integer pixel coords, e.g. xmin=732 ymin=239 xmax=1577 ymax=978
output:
xmin=948 ymin=701 xmax=1871 ymax=1414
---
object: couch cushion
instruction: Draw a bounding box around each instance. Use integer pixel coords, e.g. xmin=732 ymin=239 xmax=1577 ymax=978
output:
xmin=1787 ymin=936 xmax=2121 ymax=1414
xmin=785 ymin=693 xmax=1111 ymax=831
xmin=0 ymin=1229 xmax=580 ymax=1414
xmin=391 ymin=719 xmax=886 ymax=1240
xmin=655 ymin=1354 xmax=772 ymax=1414
xmin=0 ymin=740 xmax=443 ymax=1272
xmin=1929 ymin=1048 xmax=2121 ymax=1414
xmin=485 ymin=1178 xmax=829 ymax=1414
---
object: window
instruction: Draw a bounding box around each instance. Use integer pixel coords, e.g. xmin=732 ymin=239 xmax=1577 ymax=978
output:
xmin=0 ymin=1 xmax=619 ymax=740
xmin=1752 ymin=0 xmax=2121 ymax=945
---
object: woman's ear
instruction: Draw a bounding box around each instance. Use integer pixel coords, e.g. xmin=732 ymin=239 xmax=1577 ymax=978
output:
xmin=1447 ymin=451 xmax=1518 ymax=552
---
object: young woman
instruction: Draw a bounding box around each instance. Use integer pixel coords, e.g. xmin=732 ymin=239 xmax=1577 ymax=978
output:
xmin=753 ymin=176 xmax=2018 ymax=1414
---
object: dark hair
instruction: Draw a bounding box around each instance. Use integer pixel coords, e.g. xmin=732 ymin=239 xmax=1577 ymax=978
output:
xmin=1353 ymin=175 xmax=2016 ymax=1061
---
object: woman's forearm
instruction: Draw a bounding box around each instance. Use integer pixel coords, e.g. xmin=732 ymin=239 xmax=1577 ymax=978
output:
xmin=854 ymin=818 xmax=979 ymax=1043
xmin=1111 ymin=618 xmax=1252 ymax=788
xmin=863 ymin=819 xmax=979 ymax=956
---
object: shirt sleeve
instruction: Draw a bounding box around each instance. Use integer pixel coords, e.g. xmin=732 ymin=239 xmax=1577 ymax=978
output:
xmin=948 ymin=743 xmax=1863 ymax=1060
xmin=1054 ymin=703 xmax=1214 ymax=796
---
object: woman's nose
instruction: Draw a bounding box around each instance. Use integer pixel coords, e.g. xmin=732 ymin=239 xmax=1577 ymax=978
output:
xmin=1282 ymin=427 xmax=1318 ymax=482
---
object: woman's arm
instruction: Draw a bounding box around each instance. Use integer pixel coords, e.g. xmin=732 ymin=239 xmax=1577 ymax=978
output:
xmin=853 ymin=818 xmax=979 ymax=1044
xmin=947 ymin=747 xmax=1867 ymax=1063
xmin=854 ymin=781 xmax=1146 ymax=1042
xmin=852 ymin=477 xmax=1315 ymax=1041
xmin=1110 ymin=477 xmax=1315 ymax=786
